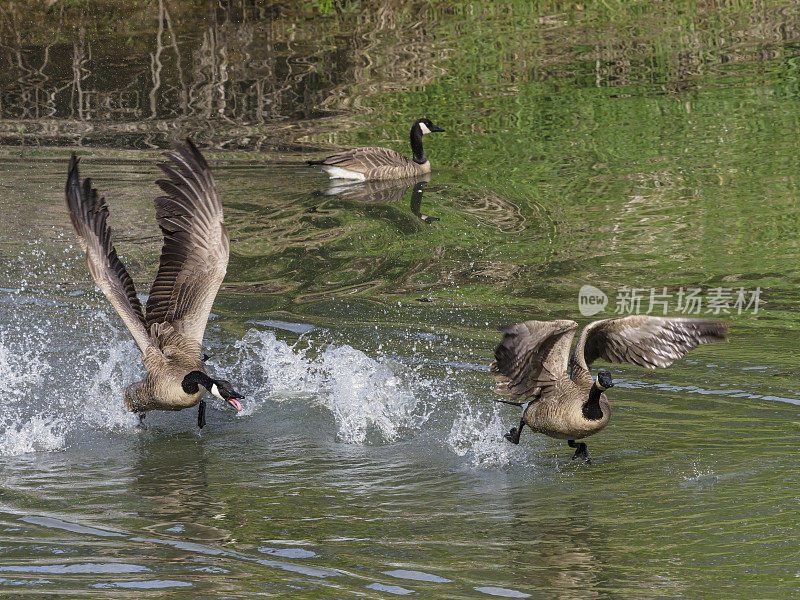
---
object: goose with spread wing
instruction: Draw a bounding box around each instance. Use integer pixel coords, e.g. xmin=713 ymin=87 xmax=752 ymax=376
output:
xmin=65 ymin=140 xmax=243 ymax=429
xmin=306 ymin=118 xmax=444 ymax=181
xmin=490 ymin=316 xmax=728 ymax=462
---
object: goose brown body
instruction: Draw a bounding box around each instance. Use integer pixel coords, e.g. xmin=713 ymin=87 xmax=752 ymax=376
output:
xmin=311 ymin=146 xmax=431 ymax=180
xmin=491 ymin=316 xmax=728 ymax=459
xmin=522 ymin=378 xmax=610 ymax=440
xmin=65 ymin=140 xmax=243 ymax=426
xmin=123 ymin=323 xmax=206 ymax=412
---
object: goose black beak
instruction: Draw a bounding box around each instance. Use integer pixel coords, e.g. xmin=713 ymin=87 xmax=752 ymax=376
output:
xmin=431 ymin=124 xmax=445 ymax=133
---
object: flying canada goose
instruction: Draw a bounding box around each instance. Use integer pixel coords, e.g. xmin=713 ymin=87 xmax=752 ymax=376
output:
xmin=490 ymin=315 xmax=728 ymax=462
xmin=306 ymin=118 xmax=444 ymax=180
xmin=65 ymin=140 xmax=244 ymax=429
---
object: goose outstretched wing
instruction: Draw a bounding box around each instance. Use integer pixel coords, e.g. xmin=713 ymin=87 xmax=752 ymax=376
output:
xmin=490 ymin=320 xmax=578 ymax=401
xmin=145 ymin=140 xmax=230 ymax=348
xmin=571 ymin=315 xmax=728 ymax=377
xmin=65 ymin=155 xmax=153 ymax=354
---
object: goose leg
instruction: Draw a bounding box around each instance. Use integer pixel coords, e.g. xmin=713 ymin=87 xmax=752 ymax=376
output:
xmin=504 ymin=418 xmax=526 ymax=445
xmin=197 ymin=400 xmax=206 ymax=429
xmin=567 ymin=440 xmax=590 ymax=463
xmin=137 ymin=413 xmax=147 ymax=429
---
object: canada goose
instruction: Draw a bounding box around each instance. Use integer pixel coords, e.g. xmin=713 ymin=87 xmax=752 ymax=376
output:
xmin=306 ymin=118 xmax=444 ymax=180
xmin=65 ymin=140 xmax=243 ymax=429
xmin=490 ymin=315 xmax=728 ymax=462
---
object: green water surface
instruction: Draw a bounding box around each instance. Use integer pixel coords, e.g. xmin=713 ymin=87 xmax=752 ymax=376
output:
xmin=1 ymin=2 xmax=800 ymax=598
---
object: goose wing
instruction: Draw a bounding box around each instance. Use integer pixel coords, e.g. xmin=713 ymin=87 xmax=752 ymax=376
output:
xmin=65 ymin=155 xmax=153 ymax=354
xmin=572 ymin=315 xmax=728 ymax=376
xmin=310 ymin=146 xmax=411 ymax=172
xmin=145 ymin=140 xmax=230 ymax=348
xmin=490 ymin=320 xmax=578 ymax=401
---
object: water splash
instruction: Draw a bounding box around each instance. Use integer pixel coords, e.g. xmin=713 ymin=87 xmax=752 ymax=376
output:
xmin=0 ymin=327 xmax=48 ymax=396
xmin=77 ymin=317 xmax=142 ymax=431
xmin=0 ymin=287 xmax=141 ymax=456
xmin=0 ymin=246 xmax=497 ymax=462
xmin=0 ymin=319 xmax=64 ymax=455
xmin=0 ymin=291 xmax=505 ymax=463
xmin=227 ymin=329 xmax=434 ymax=444
xmin=447 ymin=403 xmax=515 ymax=468
xmin=0 ymin=416 xmax=65 ymax=455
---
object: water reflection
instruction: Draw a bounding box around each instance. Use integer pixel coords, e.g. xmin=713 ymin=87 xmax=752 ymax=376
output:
xmin=129 ymin=434 xmax=232 ymax=540
xmin=502 ymin=507 xmax=608 ymax=599
xmin=3 ymin=2 xmax=800 ymax=149
xmin=409 ymin=180 xmax=439 ymax=224
xmin=317 ymin=173 xmax=437 ymax=224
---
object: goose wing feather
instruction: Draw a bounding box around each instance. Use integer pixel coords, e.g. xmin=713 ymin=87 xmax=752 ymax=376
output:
xmin=490 ymin=320 xmax=579 ymax=400
xmin=572 ymin=315 xmax=728 ymax=374
xmin=65 ymin=155 xmax=154 ymax=354
xmin=145 ymin=140 xmax=229 ymax=348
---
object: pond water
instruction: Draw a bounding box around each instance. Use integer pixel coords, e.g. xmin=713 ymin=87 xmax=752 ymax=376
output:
xmin=1 ymin=1 xmax=800 ymax=598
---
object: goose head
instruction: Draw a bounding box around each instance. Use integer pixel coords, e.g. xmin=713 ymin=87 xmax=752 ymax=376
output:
xmin=182 ymin=370 xmax=244 ymax=411
xmin=414 ymin=118 xmax=445 ymax=135
xmin=209 ymin=379 xmax=244 ymax=411
xmin=595 ymin=370 xmax=614 ymax=391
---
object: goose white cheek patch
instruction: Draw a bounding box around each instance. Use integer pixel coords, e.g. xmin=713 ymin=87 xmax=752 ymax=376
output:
xmin=210 ymin=383 xmax=242 ymax=411
xmin=418 ymin=122 xmax=431 ymax=134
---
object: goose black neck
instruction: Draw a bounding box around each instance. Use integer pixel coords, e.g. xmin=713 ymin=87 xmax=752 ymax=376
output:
xmin=182 ymin=370 xmax=214 ymax=394
xmin=582 ymin=383 xmax=604 ymax=421
xmin=410 ymin=125 xmax=427 ymax=164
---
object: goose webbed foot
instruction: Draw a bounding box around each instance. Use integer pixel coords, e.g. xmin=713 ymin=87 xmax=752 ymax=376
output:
xmin=567 ymin=440 xmax=590 ymax=463
xmin=197 ymin=400 xmax=206 ymax=429
xmin=504 ymin=428 xmax=520 ymax=444
xmin=503 ymin=418 xmax=525 ymax=445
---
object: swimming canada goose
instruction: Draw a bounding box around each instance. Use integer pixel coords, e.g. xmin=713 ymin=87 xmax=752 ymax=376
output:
xmin=306 ymin=118 xmax=444 ymax=180
xmin=490 ymin=315 xmax=728 ymax=462
xmin=65 ymin=140 xmax=243 ymax=429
